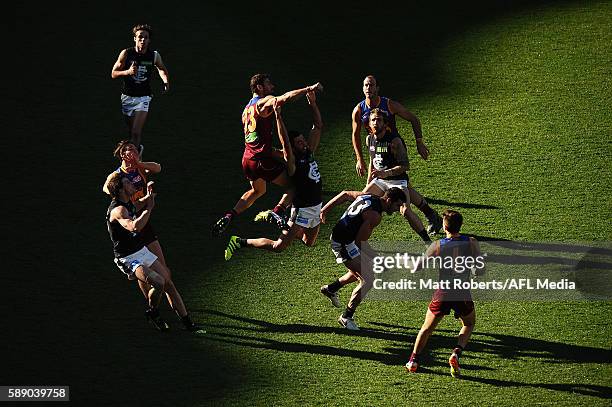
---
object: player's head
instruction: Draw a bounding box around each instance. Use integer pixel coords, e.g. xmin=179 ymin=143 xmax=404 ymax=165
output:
xmin=132 ymin=24 xmax=152 ymax=49
xmin=363 ymin=75 xmax=379 ymax=98
xmin=289 ymin=130 xmax=308 ymax=154
xmin=382 ymin=187 xmax=407 ymax=214
xmin=442 ymin=209 xmax=463 ymax=234
xmin=113 ymin=140 xmax=139 ymax=162
xmin=107 ymin=172 xmax=135 ymax=200
xmin=369 ymin=108 xmax=387 ymax=135
xmin=250 ymin=74 xmax=274 ymax=96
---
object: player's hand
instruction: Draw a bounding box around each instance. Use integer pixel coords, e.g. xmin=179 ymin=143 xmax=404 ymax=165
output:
xmin=127 ymin=61 xmax=137 ymax=76
xmin=124 ymin=148 xmax=139 ymax=164
xmin=320 ymin=210 xmax=327 ymax=224
xmin=355 ymin=159 xmax=366 ymax=177
xmin=146 ymin=181 xmax=154 ymax=195
xmin=273 ymin=98 xmax=282 ymax=115
xmin=371 ymin=169 xmax=386 ymax=179
xmin=309 ymin=82 xmax=323 ymax=93
xmin=306 ymin=90 xmax=316 ymax=104
xmin=146 ymin=193 xmax=156 ymax=210
xmin=416 ymin=139 xmax=429 ymax=160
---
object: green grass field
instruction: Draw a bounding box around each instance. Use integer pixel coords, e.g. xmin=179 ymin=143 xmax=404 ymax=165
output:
xmin=12 ymin=1 xmax=611 ymax=406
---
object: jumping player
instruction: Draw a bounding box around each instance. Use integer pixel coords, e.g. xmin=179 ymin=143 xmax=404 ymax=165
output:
xmin=225 ymin=91 xmax=323 ymax=259
xmin=319 ymin=188 xmax=406 ymax=330
xmin=212 ymin=74 xmax=323 ymax=236
xmin=111 ymin=24 xmax=170 ymax=156
xmin=405 ymin=210 xmax=484 ymax=377
xmin=105 ymin=173 xmax=202 ymax=332
xmin=351 ymin=75 xmax=441 ymax=234
xmin=103 ymin=140 xmax=167 ymax=304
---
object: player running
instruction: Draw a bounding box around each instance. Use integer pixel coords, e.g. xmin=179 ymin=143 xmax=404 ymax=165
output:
xmin=225 ymin=91 xmax=323 ymax=259
xmin=111 ymin=24 xmax=170 ymax=156
xmin=212 ymin=74 xmax=323 ymax=236
xmin=351 ymin=75 xmax=441 ymax=235
xmin=319 ymin=188 xmax=406 ymax=330
xmin=405 ymin=210 xmax=484 ymax=377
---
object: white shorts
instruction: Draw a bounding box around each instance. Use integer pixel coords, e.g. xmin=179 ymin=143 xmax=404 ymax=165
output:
xmin=372 ymin=177 xmax=409 ymax=193
xmin=114 ymin=246 xmax=158 ymax=280
xmin=331 ymin=239 xmax=361 ymax=264
xmin=121 ymin=94 xmax=152 ymax=116
xmin=289 ymin=203 xmax=322 ymax=228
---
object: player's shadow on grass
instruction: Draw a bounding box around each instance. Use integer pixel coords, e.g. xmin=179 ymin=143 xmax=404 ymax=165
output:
xmin=424 ymin=197 xmax=499 ymax=210
xmin=200 ymin=310 xmax=612 ymax=399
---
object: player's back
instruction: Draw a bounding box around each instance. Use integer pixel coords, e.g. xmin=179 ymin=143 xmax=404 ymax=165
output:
xmin=242 ymin=96 xmax=274 ymax=158
xmin=332 ymin=195 xmax=383 ymax=244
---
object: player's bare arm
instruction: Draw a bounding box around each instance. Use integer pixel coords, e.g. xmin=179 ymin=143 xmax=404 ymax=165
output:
xmin=320 ymin=190 xmax=364 ymax=223
xmin=352 ymin=104 xmax=367 ymax=176
xmin=262 ymin=82 xmax=323 ymax=111
xmin=306 ymin=91 xmax=323 ymax=153
xmin=274 ymin=102 xmax=295 ymax=176
xmin=112 ymin=201 xmax=152 ymax=233
xmin=138 ymin=161 xmax=162 ymax=174
xmin=354 ymin=210 xmax=382 ymax=248
xmin=154 ymin=51 xmax=170 ymax=92
xmin=388 ymin=99 xmax=429 ymax=160
xmin=103 ymin=172 xmax=115 ymax=195
xmin=111 ymin=49 xmax=136 ymax=79
xmin=365 ymin=135 xmax=374 ymax=183
xmin=469 ymin=237 xmax=486 ymax=276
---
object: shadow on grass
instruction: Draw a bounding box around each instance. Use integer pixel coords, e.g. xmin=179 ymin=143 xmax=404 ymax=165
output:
xmin=425 ymin=198 xmax=500 ymax=210
xmin=201 ymin=310 xmax=612 ymax=399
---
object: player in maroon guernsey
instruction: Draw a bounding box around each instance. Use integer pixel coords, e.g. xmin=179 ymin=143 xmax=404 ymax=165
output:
xmin=212 ymin=74 xmax=323 ymax=236
xmin=405 ymin=210 xmax=484 ymax=377
xmin=224 ymin=91 xmax=324 ymax=259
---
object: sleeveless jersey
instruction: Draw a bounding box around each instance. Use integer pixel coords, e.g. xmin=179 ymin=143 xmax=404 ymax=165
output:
xmin=122 ymin=48 xmax=156 ymax=97
xmin=242 ymin=96 xmax=275 ymax=158
xmin=332 ymin=194 xmax=383 ymax=244
xmin=293 ymin=150 xmax=322 ymax=208
xmin=358 ymin=96 xmax=398 ymax=135
xmin=116 ymin=166 xmax=148 ymax=203
xmin=368 ymin=131 xmax=409 ymax=181
xmin=106 ymin=199 xmax=144 ymax=258
xmin=433 ymin=235 xmax=474 ymax=301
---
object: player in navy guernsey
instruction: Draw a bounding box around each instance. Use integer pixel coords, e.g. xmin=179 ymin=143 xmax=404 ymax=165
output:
xmin=362 ymin=108 xmax=434 ymax=243
xmin=319 ymin=188 xmax=406 ymax=330
xmin=111 ymin=24 xmax=170 ymax=155
xmin=103 ymin=140 xmax=170 ymax=305
xmin=105 ymin=172 xmax=201 ymax=332
xmin=406 ymin=210 xmax=484 ymax=377
xmin=224 ymin=91 xmax=324 ymax=259
xmin=212 ymin=74 xmax=323 ymax=236
xmin=351 ymin=75 xmax=442 ymax=235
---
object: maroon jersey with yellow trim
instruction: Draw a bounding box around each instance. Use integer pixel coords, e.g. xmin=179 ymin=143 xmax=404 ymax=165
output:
xmin=242 ymin=95 xmax=274 ymax=159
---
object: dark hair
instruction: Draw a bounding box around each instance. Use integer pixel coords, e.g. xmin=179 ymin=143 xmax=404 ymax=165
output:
xmin=107 ymin=172 xmax=126 ymax=199
xmin=384 ymin=187 xmax=407 ymax=204
xmin=133 ymin=24 xmax=152 ymax=37
xmin=250 ymin=73 xmax=270 ymax=93
xmin=288 ymin=130 xmax=303 ymax=146
xmin=442 ymin=209 xmax=463 ymax=233
xmin=364 ymin=74 xmax=378 ymax=87
xmin=113 ymin=140 xmax=137 ymax=158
